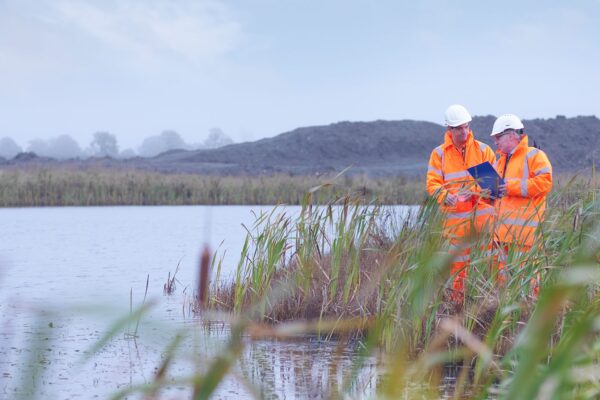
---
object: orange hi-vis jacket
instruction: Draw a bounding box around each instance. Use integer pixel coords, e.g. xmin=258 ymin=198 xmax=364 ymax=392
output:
xmin=426 ymin=131 xmax=497 ymax=238
xmin=493 ymin=135 xmax=553 ymax=247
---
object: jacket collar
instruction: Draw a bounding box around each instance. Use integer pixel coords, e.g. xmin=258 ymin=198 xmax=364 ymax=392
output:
xmin=496 ymin=134 xmax=529 ymax=157
xmin=442 ymin=130 xmax=475 ymax=150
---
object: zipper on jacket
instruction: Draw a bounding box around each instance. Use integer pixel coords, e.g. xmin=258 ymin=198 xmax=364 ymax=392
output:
xmin=502 ymin=154 xmax=512 ymax=179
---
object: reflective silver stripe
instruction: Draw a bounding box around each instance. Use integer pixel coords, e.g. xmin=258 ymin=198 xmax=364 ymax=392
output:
xmin=521 ymin=153 xmax=529 ymax=196
xmin=475 ymin=208 xmax=495 ymax=216
xmin=428 ymin=166 xmax=443 ymax=176
xmin=526 ymin=149 xmax=539 ymax=159
xmin=447 ymin=211 xmax=471 ymax=219
xmin=445 ymin=170 xmax=470 ymax=180
xmin=534 ymin=167 xmax=550 ymax=176
xmin=502 ymin=218 xmax=538 ymax=228
xmin=453 ymin=254 xmax=469 ymax=262
xmin=521 ymin=179 xmax=528 ymax=197
xmin=478 ymin=142 xmax=489 ymax=152
xmin=434 ymin=146 xmax=445 ymax=179
xmin=521 ymin=148 xmax=544 ymax=195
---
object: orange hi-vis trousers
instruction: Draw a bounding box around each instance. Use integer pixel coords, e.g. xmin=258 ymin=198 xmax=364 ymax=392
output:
xmin=446 ymin=200 xmax=495 ymax=303
xmin=493 ymin=243 xmax=540 ymax=296
xmin=448 ymin=240 xmax=469 ymax=302
xmin=448 ymin=239 xmax=494 ymax=303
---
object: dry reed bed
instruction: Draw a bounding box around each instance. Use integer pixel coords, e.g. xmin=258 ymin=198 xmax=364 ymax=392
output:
xmin=0 ymin=166 xmax=424 ymax=206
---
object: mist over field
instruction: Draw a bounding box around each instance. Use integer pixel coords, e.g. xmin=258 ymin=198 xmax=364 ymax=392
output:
xmin=0 ymin=127 xmax=233 ymax=160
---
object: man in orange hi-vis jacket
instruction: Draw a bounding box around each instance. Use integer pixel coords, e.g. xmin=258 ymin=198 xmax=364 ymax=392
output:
xmin=490 ymin=114 xmax=552 ymax=295
xmin=426 ymin=105 xmax=496 ymax=302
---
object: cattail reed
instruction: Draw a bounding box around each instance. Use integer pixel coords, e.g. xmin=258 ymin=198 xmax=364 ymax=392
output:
xmin=197 ymin=244 xmax=211 ymax=310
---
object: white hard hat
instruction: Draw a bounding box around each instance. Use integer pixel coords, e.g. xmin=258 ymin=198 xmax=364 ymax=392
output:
xmin=444 ymin=104 xmax=472 ymax=127
xmin=490 ymin=114 xmax=524 ymax=136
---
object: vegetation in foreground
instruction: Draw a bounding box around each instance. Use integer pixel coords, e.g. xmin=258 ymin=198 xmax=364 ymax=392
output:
xmin=198 ymin=175 xmax=600 ymax=399
xmin=12 ymin=173 xmax=600 ymax=399
xmin=0 ymin=166 xmax=423 ymax=206
xmin=93 ymin=174 xmax=598 ymax=399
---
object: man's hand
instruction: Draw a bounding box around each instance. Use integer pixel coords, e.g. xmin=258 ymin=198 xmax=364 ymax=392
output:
xmin=497 ymin=183 xmax=507 ymax=198
xmin=480 ymin=188 xmax=492 ymax=198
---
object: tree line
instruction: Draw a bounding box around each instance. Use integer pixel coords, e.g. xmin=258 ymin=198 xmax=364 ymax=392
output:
xmin=0 ymin=128 xmax=233 ymax=160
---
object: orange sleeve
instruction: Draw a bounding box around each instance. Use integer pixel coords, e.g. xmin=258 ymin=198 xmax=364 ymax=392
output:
xmin=426 ymin=148 xmax=446 ymax=204
xmin=526 ymin=150 xmax=553 ymax=197
xmin=506 ymin=150 xmax=552 ymax=198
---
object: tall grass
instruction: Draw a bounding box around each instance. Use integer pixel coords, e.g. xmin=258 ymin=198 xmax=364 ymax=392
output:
xmin=0 ymin=166 xmax=424 ymax=206
xmin=12 ymin=173 xmax=600 ymax=398
xmin=202 ymin=177 xmax=600 ymax=398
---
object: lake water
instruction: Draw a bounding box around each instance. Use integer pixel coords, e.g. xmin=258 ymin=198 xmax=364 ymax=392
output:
xmin=0 ymin=205 xmax=418 ymax=398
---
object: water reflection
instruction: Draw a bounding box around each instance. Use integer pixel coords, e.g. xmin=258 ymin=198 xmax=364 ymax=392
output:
xmin=1 ymin=298 xmax=467 ymax=398
xmin=238 ymin=337 xmax=378 ymax=398
xmin=0 ymin=205 xmax=421 ymax=398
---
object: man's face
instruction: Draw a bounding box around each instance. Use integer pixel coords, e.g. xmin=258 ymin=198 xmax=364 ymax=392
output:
xmin=493 ymin=130 xmax=519 ymax=154
xmin=449 ymin=123 xmax=469 ymax=147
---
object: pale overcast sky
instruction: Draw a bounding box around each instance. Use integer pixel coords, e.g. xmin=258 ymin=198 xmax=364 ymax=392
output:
xmin=0 ymin=0 xmax=598 ymax=150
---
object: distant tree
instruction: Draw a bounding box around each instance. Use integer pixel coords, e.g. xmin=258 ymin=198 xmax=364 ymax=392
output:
xmin=27 ymin=139 xmax=50 ymax=156
xmin=27 ymin=135 xmax=83 ymax=159
xmin=138 ymin=136 xmax=163 ymax=157
xmin=118 ymin=148 xmax=136 ymax=159
xmin=160 ymin=130 xmax=187 ymax=150
xmin=138 ymin=130 xmax=188 ymax=157
xmin=90 ymin=131 xmax=119 ymax=157
xmin=0 ymin=137 xmax=23 ymax=159
xmin=49 ymin=135 xmax=83 ymax=159
xmin=204 ymin=127 xmax=233 ymax=149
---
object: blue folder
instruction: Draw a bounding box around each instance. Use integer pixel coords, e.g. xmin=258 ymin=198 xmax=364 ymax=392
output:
xmin=467 ymin=161 xmax=504 ymax=199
